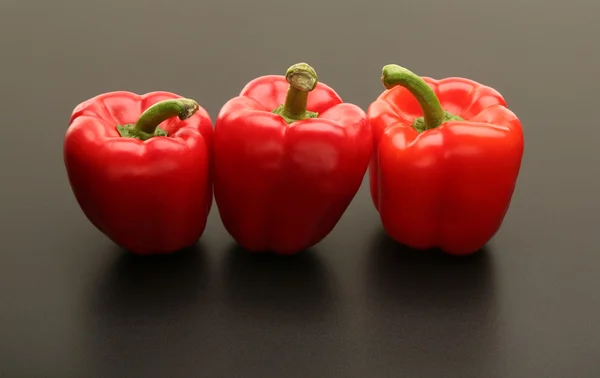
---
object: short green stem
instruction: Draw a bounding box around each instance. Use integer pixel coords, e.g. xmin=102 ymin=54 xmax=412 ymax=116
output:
xmin=272 ymin=62 xmax=319 ymax=123
xmin=117 ymin=98 xmax=200 ymax=141
xmin=381 ymin=64 xmax=462 ymax=132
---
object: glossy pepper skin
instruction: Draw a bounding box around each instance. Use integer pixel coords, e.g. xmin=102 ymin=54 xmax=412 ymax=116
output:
xmin=214 ymin=63 xmax=372 ymax=254
xmin=368 ymin=65 xmax=524 ymax=256
xmin=64 ymin=91 xmax=213 ymax=255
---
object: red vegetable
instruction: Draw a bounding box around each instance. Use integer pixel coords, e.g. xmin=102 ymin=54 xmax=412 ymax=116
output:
xmin=214 ymin=62 xmax=372 ymax=254
xmin=368 ymin=64 xmax=524 ymax=255
xmin=64 ymin=91 xmax=213 ymax=255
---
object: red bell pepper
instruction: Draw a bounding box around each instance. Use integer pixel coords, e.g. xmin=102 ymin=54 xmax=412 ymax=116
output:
xmin=368 ymin=64 xmax=524 ymax=256
xmin=213 ymin=62 xmax=372 ymax=254
xmin=63 ymin=91 xmax=214 ymax=255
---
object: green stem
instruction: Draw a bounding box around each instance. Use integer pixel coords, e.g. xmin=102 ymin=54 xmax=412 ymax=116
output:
xmin=381 ymin=64 xmax=461 ymax=132
xmin=272 ymin=62 xmax=319 ymax=123
xmin=117 ymin=98 xmax=200 ymax=141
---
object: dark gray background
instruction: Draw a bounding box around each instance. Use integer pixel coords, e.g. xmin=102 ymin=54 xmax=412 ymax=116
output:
xmin=1 ymin=0 xmax=598 ymax=376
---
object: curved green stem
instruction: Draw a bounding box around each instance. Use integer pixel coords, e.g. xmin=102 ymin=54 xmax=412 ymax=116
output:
xmin=381 ymin=64 xmax=461 ymax=132
xmin=272 ymin=62 xmax=319 ymax=123
xmin=117 ymin=98 xmax=199 ymax=141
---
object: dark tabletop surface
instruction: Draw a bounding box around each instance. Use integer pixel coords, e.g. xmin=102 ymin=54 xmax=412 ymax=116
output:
xmin=2 ymin=0 xmax=599 ymax=377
